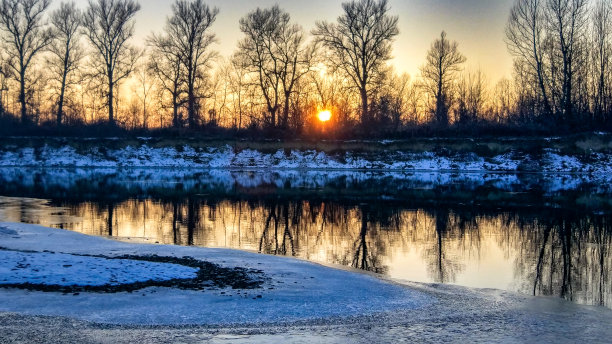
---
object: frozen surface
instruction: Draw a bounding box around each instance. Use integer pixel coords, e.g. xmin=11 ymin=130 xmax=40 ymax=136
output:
xmin=0 ymin=222 xmax=432 ymax=325
xmin=1 ymin=274 xmax=612 ymax=344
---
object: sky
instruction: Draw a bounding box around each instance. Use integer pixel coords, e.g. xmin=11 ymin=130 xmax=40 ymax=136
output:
xmin=67 ymin=0 xmax=517 ymax=83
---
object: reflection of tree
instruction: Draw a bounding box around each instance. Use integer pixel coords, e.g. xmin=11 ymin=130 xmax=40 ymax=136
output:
xmin=258 ymin=201 xmax=278 ymax=253
xmin=530 ymin=217 xmax=577 ymax=301
xmin=533 ymin=224 xmax=553 ymax=296
xmin=422 ymin=208 xmax=465 ymax=284
xmin=107 ymin=203 xmax=114 ymax=236
xmin=434 ymin=210 xmax=448 ymax=282
xmin=510 ymin=211 xmax=612 ymax=307
xmin=50 ymin=195 xmax=612 ymax=308
xmin=172 ymin=202 xmax=181 ymax=245
xmin=257 ymin=202 xmax=296 ymax=256
xmin=186 ymin=198 xmax=199 ymax=246
xmin=349 ymin=205 xmax=389 ymax=274
xmin=160 ymin=198 xmax=203 ymax=246
xmin=593 ymin=216 xmax=611 ymax=306
xmin=281 ymin=204 xmax=296 ymax=256
xmin=352 ymin=205 xmax=371 ymax=271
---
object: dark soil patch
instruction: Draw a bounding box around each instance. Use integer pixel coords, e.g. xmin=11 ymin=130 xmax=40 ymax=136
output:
xmin=0 ymin=249 xmax=266 ymax=294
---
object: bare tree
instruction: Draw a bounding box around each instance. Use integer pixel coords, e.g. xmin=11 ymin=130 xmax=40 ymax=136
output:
xmin=237 ymin=7 xmax=282 ymax=129
xmin=25 ymin=67 xmax=48 ymax=124
xmin=48 ymin=1 xmax=83 ymax=125
xmin=82 ymin=0 xmax=141 ymax=125
xmin=313 ymin=0 xmax=399 ymax=126
xmin=238 ymin=5 xmax=314 ymax=129
xmin=0 ymin=59 xmax=10 ymax=116
xmin=148 ymin=33 xmax=186 ymax=128
xmin=592 ymin=0 xmax=612 ymax=123
xmin=0 ymin=0 xmax=53 ymax=124
xmin=420 ymin=31 xmax=466 ymax=126
xmin=373 ymin=71 xmax=411 ymax=131
xmin=161 ymin=0 xmax=218 ymax=128
xmin=492 ymin=78 xmax=516 ymax=123
xmin=546 ymin=0 xmax=589 ymax=121
xmin=506 ymin=0 xmax=553 ymax=118
xmin=228 ymin=55 xmax=249 ymax=130
xmin=456 ymin=69 xmax=488 ymax=124
xmin=133 ymin=62 xmax=153 ymax=129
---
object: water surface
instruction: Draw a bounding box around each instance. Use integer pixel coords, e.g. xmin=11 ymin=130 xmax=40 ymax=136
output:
xmin=0 ymin=168 xmax=610 ymax=308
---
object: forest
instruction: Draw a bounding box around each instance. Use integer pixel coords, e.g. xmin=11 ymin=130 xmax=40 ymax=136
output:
xmin=0 ymin=0 xmax=610 ymax=138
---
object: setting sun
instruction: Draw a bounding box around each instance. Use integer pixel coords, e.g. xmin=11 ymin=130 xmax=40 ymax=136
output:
xmin=317 ymin=110 xmax=332 ymax=122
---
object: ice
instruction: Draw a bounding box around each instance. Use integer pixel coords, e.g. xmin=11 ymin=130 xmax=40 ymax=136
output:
xmin=0 ymin=223 xmax=433 ymax=325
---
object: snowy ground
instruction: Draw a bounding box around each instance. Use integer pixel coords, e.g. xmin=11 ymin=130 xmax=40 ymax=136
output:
xmin=1 ymin=143 xmax=611 ymax=175
xmin=1 ymin=223 xmax=612 ymax=343
xmin=0 ymin=250 xmax=198 ymax=287
xmin=0 ymin=223 xmax=431 ymax=325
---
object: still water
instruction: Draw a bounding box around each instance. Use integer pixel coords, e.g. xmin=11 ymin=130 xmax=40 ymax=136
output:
xmin=0 ymin=168 xmax=610 ymax=308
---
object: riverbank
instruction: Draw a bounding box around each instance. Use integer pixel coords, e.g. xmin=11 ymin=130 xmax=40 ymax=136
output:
xmin=0 ymin=134 xmax=611 ymax=173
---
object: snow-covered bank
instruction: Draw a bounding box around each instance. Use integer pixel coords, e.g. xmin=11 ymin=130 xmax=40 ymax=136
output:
xmin=1 ymin=143 xmax=612 ymax=174
xmin=0 ymin=223 xmax=432 ymax=325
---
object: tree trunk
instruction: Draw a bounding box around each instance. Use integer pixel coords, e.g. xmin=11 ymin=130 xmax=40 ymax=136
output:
xmin=238 ymin=92 xmax=243 ymax=130
xmin=269 ymin=107 xmax=277 ymax=128
xmin=19 ymin=70 xmax=27 ymax=124
xmin=436 ymin=77 xmax=447 ymax=126
xmin=142 ymin=95 xmax=147 ymax=130
xmin=108 ymin=72 xmax=115 ymax=125
xmin=536 ymin=64 xmax=552 ymax=117
xmin=532 ymin=33 xmax=552 ymax=117
xmin=172 ymin=93 xmax=179 ymax=128
xmin=563 ymin=60 xmax=573 ymax=122
xmin=188 ymin=82 xmax=196 ymax=128
xmin=360 ymin=87 xmax=368 ymax=126
xmin=57 ymin=92 xmax=65 ymax=126
xmin=282 ymin=92 xmax=290 ymax=129
xmin=58 ymin=70 xmax=68 ymax=126
xmin=597 ymin=72 xmax=605 ymax=122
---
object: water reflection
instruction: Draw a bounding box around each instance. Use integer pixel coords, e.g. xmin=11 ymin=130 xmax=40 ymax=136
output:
xmin=1 ymin=196 xmax=610 ymax=308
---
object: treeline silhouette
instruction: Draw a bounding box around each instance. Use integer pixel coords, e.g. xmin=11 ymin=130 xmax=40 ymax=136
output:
xmin=0 ymin=0 xmax=610 ymax=138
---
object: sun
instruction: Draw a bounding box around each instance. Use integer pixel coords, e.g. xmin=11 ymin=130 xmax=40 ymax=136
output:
xmin=317 ymin=110 xmax=332 ymax=122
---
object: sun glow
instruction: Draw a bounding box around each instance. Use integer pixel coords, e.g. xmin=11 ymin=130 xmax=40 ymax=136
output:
xmin=317 ymin=110 xmax=332 ymax=122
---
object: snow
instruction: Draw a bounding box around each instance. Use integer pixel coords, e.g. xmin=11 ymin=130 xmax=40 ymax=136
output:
xmin=0 ymin=222 xmax=433 ymax=325
xmin=2 ymin=143 xmax=612 ymax=175
xmin=542 ymin=150 xmax=585 ymax=172
xmin=0 ymin=250 xmax=198 ymax=287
